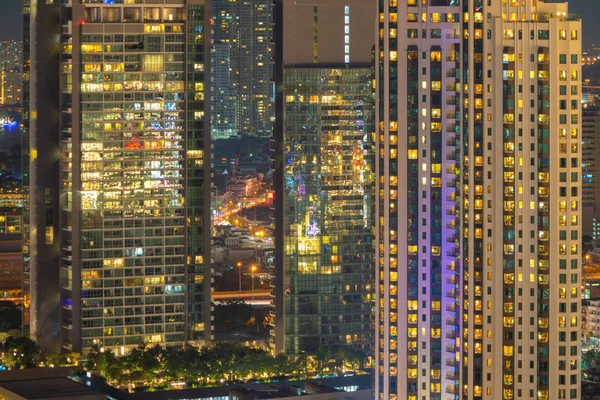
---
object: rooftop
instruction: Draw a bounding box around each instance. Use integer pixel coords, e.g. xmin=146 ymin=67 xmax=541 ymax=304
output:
xmin=0 ymin=377 xmax=105 ymax=400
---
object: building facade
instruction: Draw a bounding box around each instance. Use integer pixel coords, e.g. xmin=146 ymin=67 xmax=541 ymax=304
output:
xmin=29 ymin=0 xmax=212 ymax=353
xmin=582 ymin=298 xmax=600 ymax=342
xmin=273 ymin=0 xmax=376 ymax=356
xmin=21 ymin=0 xmax=31 ymax=335
xmin=211 ymin=0 xmax=273 ymax=138
xmin=582 ymin=106 xmax=600 ymax=241
xmin=376 ymin=1 xmax=581 ymax=400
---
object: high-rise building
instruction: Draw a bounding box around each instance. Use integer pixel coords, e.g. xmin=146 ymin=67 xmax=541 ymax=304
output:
xmin=211 ymin=0 xmax=273 ymax=138
xmin=211 ymin=2 xmax=238 ymax=139
xmin=582 ymin=106 xmax=600 ymax=241
xmin=376 ymin=1 xmax=581 ymax=400
xmin=273 ymin=0 xmax=376 ymax=355
xmin=21 ymin=0 xmax=31 ymax=334
xmin=28 ymin=0 xmax=212 ymax=353
xmin=0 ymin=41 xmax=23 ymax=105
xmin=0 ymin=69 xmax=23 ymax=106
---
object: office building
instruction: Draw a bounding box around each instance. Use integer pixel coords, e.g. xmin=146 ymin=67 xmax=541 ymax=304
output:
xmin=29 ymin=0 xmax=212 ymax=353
xmin=376 ymin=1 xmax=581 ymax=400
xmin=273 ymin=0 xmax=376 ymax=355
xmin=582 ymin=106 xmax=600 ymax=241
xmin=211 ymin=0 xmax=273 ymax=138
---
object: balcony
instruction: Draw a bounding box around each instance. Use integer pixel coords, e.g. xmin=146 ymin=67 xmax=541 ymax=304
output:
xmin=445 ymin=248 xmax=458 ymax=257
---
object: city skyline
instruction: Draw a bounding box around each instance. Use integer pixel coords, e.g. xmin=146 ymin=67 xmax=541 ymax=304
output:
xmin=6 ymin=1 xmax=600 ymax=43
xmin=1 ymin=0 xmax=600 ymax=399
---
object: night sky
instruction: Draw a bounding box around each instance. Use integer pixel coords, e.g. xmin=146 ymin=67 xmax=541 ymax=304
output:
xmin=0 ymin=1 xmax=598 ymax=43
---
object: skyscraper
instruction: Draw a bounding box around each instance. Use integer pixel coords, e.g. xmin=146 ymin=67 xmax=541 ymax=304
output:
xmin=211 ymin=1 xmax=238 ymax=139
xmin=211 ymin=0 xmax=273 ymax=138
xmin=21 ymin=0 xmax=31 ymax=334
xmin=582 ymin=106 xmax=600 ymax=242
xmin=273 ymin=0 xmax=376 ymax=355
xmin=29 ymin=0 xmax=212 ymax=353
xmin=376 ymin=1 xmax=581 ymax=400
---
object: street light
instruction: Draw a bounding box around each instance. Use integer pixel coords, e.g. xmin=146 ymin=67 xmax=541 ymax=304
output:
xmin=251 ymin=265 xmax=257 ymax=300
xmin=236 ymin=262 xmax=242 ymax=292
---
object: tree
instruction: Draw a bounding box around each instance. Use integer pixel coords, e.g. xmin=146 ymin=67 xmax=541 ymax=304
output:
xmin=1 ymin=351 xmax=17 ymax=370
xmin=315 ymin=345 xmax=365 ymax=376
xmin=584 ymin=350 xmax=600 ymax=370
xmin=0 ymin=302 xmax=21 ymax=332
xmin=213 ymin=301 xmax=254 ymax=332
xmin=0 ymin=336 xmax=42 ymax=369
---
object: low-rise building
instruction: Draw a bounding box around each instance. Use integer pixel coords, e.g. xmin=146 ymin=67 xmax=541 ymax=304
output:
xmin=583 ymin=299 xmax=600 ymax=341
xmin=0 ymin=368 xmax=106 ymax=400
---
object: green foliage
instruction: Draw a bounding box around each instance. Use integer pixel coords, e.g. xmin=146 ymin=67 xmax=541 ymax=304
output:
xmin=315 ymin=345 xmax=365 ymax=376
xmin=583 ymin=350 xmax=600 ymax=370
xmin=76 ymin=342 xmax=306 ymax=390
xmin=0 ymin=302 xmax=21 ymax=332
xmin=0 ymin=332 xmax=365 ymax=392
xmin=0 ymin=334 xmax=42 ymax=369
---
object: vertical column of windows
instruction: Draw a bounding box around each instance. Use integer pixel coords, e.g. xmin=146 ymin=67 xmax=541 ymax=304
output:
xmin=472 ymin=8 xmax=485 ymax=398
xmin=446 ymin=41 xmax=461 ymax=398
xmin=429 ymin=46 xmax=443 ymax=400
xmin=376 ymin=1 xmax=388 ymax=398
xmin=502 ymin=47 xmax=517 ymax=400
xmin=388 ymin=1 xmax=399 ymax=398
xmin=344 ymin=6 xmax=350 ymax=64
xmin=536 ymin=46 xmax=550 ymax=400
xmin=460 ymin=1 xmax=470 ymax=396
xmin=186 ymin=4 xmax=208 ymax=343
xmin=406 ymin=47 xmax=420 ymax=400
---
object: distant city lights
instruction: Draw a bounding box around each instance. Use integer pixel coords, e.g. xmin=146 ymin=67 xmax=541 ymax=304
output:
xmin=0 ymin=117 xmax=17 ymax=131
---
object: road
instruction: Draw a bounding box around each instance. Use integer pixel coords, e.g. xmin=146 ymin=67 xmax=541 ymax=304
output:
xmin=212 ymin=290 xmax=271 ymax=306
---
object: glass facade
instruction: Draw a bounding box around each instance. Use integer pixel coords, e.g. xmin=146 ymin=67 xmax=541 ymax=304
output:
xmin=283 ymin=67 xmax=374 ymax=355
xmin=53 ymin=0 xmax=210 ymax=351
